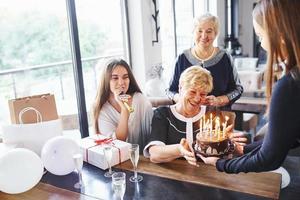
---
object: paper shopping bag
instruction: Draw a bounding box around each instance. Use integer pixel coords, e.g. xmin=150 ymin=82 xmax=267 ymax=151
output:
xmin=8 ymin=93 xmax=58 ymax=124
xmin=1 ymin=119 xmax=63 ymax=156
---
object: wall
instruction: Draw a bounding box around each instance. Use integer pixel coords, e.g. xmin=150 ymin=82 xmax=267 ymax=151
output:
xmin=216 ymin=0 xmax=226 ymax=47
xmin=127 ymin=0 xmax=256 ymax=93
xmin=238 ymin=0 xmax=256 ymax=57
xmin=127 ymin=0 xmax=162 ymax=90
xmin=216 ymin=0 xmax=256 ymax=56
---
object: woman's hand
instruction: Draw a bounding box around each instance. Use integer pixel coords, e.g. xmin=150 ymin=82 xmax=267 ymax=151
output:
xmin=205 ymin=95 xmax=229 ymax=106
xmin=232 ymin=142 xmax=244 ymax=156
xmin=198 ymin=154 xmax=219 ymax=166
xmin=178 ymin=138 xmax=198 ymax=166
xmin=205 ymin=95 xmax=219 ymax=106
xmin=113 ymin=91 xmax=132 ymax=112
xmin=230 ymin=131 xmax=248 ymax=146
xmin=227 ymin=129 xmax=247 ymax=156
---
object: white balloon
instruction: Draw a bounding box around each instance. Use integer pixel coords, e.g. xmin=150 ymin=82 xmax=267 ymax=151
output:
xmin=271 ymin=167 xmax=291 ymax=189
xmin=0 ymin=148 xmax=43 ymax=194
xmin=41 ymin=136 xmax=80 ymax=176
xmin=145 ymin=77 xmax=166 ymax=97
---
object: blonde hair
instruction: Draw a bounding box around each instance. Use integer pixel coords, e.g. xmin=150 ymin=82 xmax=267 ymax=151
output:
xmin=179 ymin=66 xmax=213 ymax=93
xmin=193 ymin=13 xmax=220 ymax=35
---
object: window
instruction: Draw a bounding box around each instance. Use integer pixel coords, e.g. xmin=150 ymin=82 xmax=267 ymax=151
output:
xmin=75 ymin=0 xmax=127 ymax=115
xmin=160 ymin=0 xmax=210 ymax=83
xmin=0 ymin=0 xmax=75 ymax=124
xmin=0 ymin=0 xmax=128 ymax=134
xmin=174 ymin=0 xmax=195 ymax=54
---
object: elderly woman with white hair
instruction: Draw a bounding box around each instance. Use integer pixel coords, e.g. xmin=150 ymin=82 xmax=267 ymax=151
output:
xmin=167 ymin=13 xmax=243 ymax=111
xmin=144 ymin=66 xmax=246 ymax=165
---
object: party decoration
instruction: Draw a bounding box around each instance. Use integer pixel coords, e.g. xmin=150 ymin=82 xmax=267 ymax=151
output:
xmin=41 ymin=136 xmax=80 ymax=175
xmin=272 ymin=167 xmax=291 ymax=189
xmin=0 ymin=148 xmax=43 ymax=194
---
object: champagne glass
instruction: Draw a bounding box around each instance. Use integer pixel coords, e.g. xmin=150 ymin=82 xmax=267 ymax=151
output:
xmin=129 ymin=144 xmax=143 ymax=182
xmin=112 ymin=172 xmax=126 ymax=200
xmin=73 ymin=153 xmax=84 ymax=189
xmin=104 ymin=145 xmax=114 ymax=177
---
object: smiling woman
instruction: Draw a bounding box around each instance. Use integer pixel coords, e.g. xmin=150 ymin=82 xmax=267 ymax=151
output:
xmin=92 ymin=59 xmax=153 ymax=151
xmin=177 ymin=67 xmax=212 ymax=118
xmin=167 ymin=13 xmax=243 ymax=111
xmin=143 ymin=66 xmax=212 ymax=165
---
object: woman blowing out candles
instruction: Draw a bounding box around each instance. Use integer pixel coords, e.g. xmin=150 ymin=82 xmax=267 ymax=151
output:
xmin=92 ymin=59 xmax=153 ymax=151
xmin=200 ymin=0 xmax=300 ymax=173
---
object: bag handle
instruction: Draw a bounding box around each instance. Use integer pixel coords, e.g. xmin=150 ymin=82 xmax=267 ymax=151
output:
xmin=14 ymin=93 xmax=51 ymax=101
xmin=18 ymin=107 xmax=43 ymax=124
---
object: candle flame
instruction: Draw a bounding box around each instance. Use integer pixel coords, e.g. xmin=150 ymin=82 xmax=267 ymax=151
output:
xmin=198 ymin=114 xmax=231 ymax=141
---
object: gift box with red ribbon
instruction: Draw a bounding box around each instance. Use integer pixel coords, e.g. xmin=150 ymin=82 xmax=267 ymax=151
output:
xmin=79 ymin=134 xmax=130 ymax=170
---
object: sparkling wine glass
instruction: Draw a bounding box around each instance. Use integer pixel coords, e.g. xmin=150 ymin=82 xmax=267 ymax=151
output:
xmin=129 ymin=144 xmax=143 ymax=182
xmin=112 ymin=172 xmax=126 ymax=200
xmin=104 ymin=145 xmax=114 ymax=177
xmin=73 ymin=153 xmax=84 ymax=189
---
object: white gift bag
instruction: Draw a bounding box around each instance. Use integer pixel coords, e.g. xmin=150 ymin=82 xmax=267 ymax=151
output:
xmin=1 ymin=107 xmax=62 ymax=156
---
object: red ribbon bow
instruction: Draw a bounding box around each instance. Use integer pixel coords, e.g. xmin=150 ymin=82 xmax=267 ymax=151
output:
xmin=94 ymin=138 xmax=113 ymax=145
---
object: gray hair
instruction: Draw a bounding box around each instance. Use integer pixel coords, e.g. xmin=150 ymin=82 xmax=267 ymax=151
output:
xmin=193 ymin=13 xmax=220 ymax=35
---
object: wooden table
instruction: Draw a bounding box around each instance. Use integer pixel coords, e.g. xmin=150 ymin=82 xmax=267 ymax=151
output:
xmin=147 ymin=96 xmax=268 ymax=114
xmin=0 ymin=182 xmax=99 ymax=200
xmin=232 ymin=96 xmax=267 ymax=114
xmin=232 ymin=96 xmax=267 ymax=131
xmin=117 ymin=156 xmax=281 ymax=200
xmin=0 ymin=156 xmax=281 ymax=200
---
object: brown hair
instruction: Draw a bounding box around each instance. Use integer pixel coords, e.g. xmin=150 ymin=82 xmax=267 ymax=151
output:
xmin=253 ymin=0 xmax=300 ymax=108
xmin=92 ymin=59 xmax=142 ymax=134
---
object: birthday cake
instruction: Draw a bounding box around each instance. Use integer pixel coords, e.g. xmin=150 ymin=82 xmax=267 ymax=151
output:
xmin=193 ymin=132 xmax=233 ymax=158
xmin=193 ymin=111 xmax=235 ymax=158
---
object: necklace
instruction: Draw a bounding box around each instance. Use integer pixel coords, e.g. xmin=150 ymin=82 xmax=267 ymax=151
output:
xmin=193 ymin=47 xmax=216 ymax=65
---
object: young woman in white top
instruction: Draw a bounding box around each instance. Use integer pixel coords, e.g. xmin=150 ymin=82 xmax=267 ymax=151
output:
xmin=92 ymin=59 xmax=153 ymax=150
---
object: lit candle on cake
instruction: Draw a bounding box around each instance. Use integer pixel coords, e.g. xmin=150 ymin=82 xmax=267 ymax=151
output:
xmin=210 ymin=113 xmax=213 ymax=140
xmin=206 ymin=119 xmax=210 ymax=137
xmin=224 ymin=116 xmax=229 ymax=128
xmin=224 ymin=116 xmax=229 ymax=138
xmin=203 ymin=115 xmax=206 ymax=137
xmin=200 ymin=118 xmax=203 ymax=135
xmin=215 ymin=117 xmax=220 ymax=140
xmin=222 ymin=122 xmax=226 ymax=139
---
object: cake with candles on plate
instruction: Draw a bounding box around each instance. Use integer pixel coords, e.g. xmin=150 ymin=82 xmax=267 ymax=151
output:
xmin=193 ymin=111 xmax=235 ymax=159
